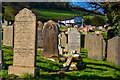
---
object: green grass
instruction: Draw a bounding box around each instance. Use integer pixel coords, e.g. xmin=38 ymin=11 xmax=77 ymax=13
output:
xmin=4 ymin=6 xmax=98 ymax=21
xmin=36 ymin=9 xmax=76 ymax=19
xmin=59 ymin=27 xmax=68 ymax=31
xmin=1 ymin=45 xmax=120 ymax=80
xmin=4 ymin=6 xmax=15 ymax=20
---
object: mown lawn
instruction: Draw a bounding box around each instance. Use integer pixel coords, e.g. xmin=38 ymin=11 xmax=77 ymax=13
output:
xmin=1 ymin=45 xmax=120 ymax=80
xmin=36 ymin=9 xmax=76 ymax=19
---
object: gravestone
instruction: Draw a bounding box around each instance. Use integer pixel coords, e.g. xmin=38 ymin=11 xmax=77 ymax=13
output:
xmin=8 ymin=8 xmax=37 ymax=76
xmin=86 ymin=34 xmax=104 ymax=60
xmin=3 ymin=25 xmax=13 ymax=47
xmin=4 ymin=21 xmax=8 ymax=26
xmin=68 ymin=28 xmax=81 ymax=53
xmin=42 ymin=20 xmax=58 ymax=58
xmin=0 ymin=23 xmax=2 ymax=64
xmin=107 ymin=37 xmax=120 ymax=66
xmin=103 ymin=40 xmax=106 ymax=57
xmin=58 ymin=45 xmax=63 ymax=55
xmin=58 ymin=32 xmax=67 ymax=48
xmin=37 ymin=21 xmax=43 ymax=48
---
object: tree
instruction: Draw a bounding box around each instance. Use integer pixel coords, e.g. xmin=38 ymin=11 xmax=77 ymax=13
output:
xmin=91 ymin=15 xmax=106 ymax=26
xmin=72 ymin=2 xmax=120 ymax=37
xmin=89 ymin=2 xmax=120 ymax=36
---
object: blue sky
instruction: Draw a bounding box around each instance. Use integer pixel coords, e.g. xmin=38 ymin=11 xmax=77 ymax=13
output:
xmin=71 ymin=2 xmax=104 ymax=12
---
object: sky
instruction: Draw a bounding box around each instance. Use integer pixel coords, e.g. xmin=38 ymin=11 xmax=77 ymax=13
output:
xmin=71 ymin=2 xmax=104 ymax=12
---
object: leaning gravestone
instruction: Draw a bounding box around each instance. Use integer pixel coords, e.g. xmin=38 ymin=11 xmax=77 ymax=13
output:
xmin=86 ymin=33 xmax=105 ymax=60
xmin=37 ymin=21 xmax=43 ymax=48
xmin=68 ymin=28 xmax=81 ymax=53
xmin=107 ymin=37 xmax=120 ymax=66
xmin=42 ymin=20 xmax=58 ymax=58
xmin=8 ymin=8 xmax=37 ymax=76
xmin=3 ymin=25 xmax=13 ymax=47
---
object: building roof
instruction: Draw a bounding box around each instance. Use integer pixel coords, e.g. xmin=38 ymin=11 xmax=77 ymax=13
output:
xmin=60 ymin=16 xmax=82 ymax=21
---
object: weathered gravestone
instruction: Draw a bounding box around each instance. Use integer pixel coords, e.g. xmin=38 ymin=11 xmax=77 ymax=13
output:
xmin=107 ymin=37 xmax=120 ymax=66
xmin=68 ymin=28 xmax=81 ymax=53
xmin=0 ymin=23 xmax=2 ymax=64
xmin=3 ymin=25 xmax=13 ymax=47
xmin=42 ymin=20 xmax=58 ymax=58
xmin=0 ymin=22 xmax=2 ymax=78
xmin=8 ymin=8 xmax=37 ymax=76
xmin=85 ymin=33 xmax=105 ymax=60
xmin=37 ymin=21 xmax=43 ymax=48
xmin=58 ymin=32 xmax=67 ymax=48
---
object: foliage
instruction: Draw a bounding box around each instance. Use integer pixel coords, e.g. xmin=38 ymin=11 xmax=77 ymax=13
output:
xmin=91 ymin=15 xmax=106 ymax=26
xmin=101 ymin=31 xmax=107 ymax=40
xmin=103 ymin=2 xmax=120 ymax=36
xmin=107 ymin=29 xmax=115 ymax=39
xmin=2 ymin=6 xmax=15 ymax=21
xmin=84 ymin=17 xmax=91 ymax=25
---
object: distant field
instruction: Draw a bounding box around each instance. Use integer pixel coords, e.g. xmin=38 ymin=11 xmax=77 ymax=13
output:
xmin=36 ymin=9 xmax=87 ymax=19
xmin=4 ymin=6 xmax=95 ymax=20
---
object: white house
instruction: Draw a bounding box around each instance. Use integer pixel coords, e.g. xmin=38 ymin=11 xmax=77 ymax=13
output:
xmin=58 ymin=16 xmax=85 ymax=27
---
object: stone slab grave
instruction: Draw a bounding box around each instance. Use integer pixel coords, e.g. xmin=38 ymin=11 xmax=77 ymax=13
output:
xmin=8 ymin=8 xmax=37 ymax=76
xmin=68 ymin=28 xmax=81 ymax=53
xmin=42 ymin=20 xmax=58 ymax=58
xmin=85 ymin=33 xmax=105 ymax=60
xmin=37 ymin=21 xmax=43 ymax=48
xmin=3 ymin=25 xmax=13 ymax=47
xmin=107 ymin=37 xmax=120 ymax=66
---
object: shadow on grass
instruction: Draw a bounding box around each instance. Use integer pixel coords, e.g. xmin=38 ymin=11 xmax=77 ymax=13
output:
xmin=35 ymin=73 xmax=120 ymax=80
xmin=86 ymin=66 xmax=108 ymax=71
xmin=86 ymin=62 xmax=120 ymax=71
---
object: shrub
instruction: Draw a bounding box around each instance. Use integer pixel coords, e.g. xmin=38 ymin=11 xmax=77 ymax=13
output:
xmin=91 ymin=15 xmax=106 ymax=26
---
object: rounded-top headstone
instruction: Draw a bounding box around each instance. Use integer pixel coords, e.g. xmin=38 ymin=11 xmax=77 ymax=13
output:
xmin=42 ymin=20 xmax=58 ymax=58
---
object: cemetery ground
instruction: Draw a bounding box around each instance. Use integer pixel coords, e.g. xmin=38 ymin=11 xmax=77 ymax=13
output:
xmin=1 ymin=44 xmax=120 ymax=80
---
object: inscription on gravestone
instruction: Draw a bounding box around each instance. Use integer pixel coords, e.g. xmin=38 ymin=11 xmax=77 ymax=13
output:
xmin=8 ymin=8 xmax=37 ymax=76
xmin=68 ymin=28 xmax=81 ymax=53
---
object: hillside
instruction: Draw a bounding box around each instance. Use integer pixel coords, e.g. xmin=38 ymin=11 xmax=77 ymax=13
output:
xmin=3 ymin=6 xmax=98 ymax=22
